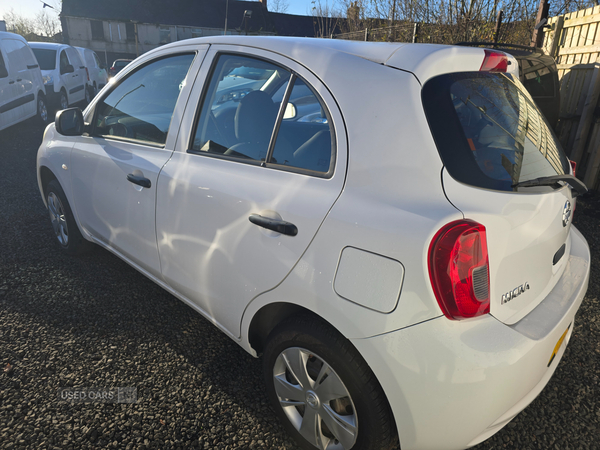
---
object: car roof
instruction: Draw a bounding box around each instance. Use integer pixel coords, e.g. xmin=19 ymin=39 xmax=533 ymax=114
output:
xmin=153 ymin=36 xmax=496 ymax=85
xmin=29 ymin=42 xmax=69 ymax=49
xmin=0 ymin=31 xmax=28 ymax=43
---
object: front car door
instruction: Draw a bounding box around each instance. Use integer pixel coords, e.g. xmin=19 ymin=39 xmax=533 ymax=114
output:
xmin=156 ymin=46 xmax=348 ymax=337
xmin=69 ymin=45 xmax=207 ymax=277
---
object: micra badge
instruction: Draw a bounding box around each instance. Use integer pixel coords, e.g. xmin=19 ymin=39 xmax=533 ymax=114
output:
xmin=501 ymin=282 xmax=530 ymax=304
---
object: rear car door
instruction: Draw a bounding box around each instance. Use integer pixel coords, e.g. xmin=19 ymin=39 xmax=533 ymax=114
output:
xmin=156 ymin=46 xmax=347 ymax=337
xmin=70 ymin=46 xmax=206 ymax=277
xmin=423 ymin=71 xmax=577 ymax=324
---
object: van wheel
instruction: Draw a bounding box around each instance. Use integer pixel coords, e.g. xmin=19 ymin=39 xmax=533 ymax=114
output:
xmin=92 ymin=83 xmax=98 ymax=97
xmin=60 ymin=90 xmax=68 ymax=110
xmin=85 ymin=86 xmax=92 ymax=104
xmin=37 ymin=94 xmax=49 ymax=125
xmin=262 ymin=316 xmax=397 ymax=450
xmin=46 ymin=179 xmax=93 ymax=255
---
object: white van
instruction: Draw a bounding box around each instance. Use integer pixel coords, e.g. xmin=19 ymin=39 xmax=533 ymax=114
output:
xmin=29 ymin=42 xmax=90 ymax=110
xmin=0 ymin=32 xmax=48 ymax=131
xmin=75 ymin=46 xmax=108 ymax=98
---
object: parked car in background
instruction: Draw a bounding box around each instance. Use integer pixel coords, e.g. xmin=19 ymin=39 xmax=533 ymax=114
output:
xmin=37 ymin=37 xmax=589 ymax=450
xmin=458 ymin=42 xmax=561 ymax=129
xmin=30 ymin=42 xmax=90 ymax=110
xmin=75 ymin=46 xmax=107 ymax=98
xmin=108 ymin=59 xmax=133 ymax=78
xmin=0 ymin=31 xmax=48 ymax=131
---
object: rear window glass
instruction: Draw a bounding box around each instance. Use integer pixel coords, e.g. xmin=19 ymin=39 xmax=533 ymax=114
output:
xmin=32 ymin=48 xmax=56 ymax=70
xmin=423 ymin=72 xmax=569 ymax=192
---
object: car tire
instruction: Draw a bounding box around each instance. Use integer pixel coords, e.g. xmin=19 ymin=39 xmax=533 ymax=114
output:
xmin=46 ymin=179 xmax=93 ymax=255
xmin=37 ymin=93 xmax=49 ymax=125
xmin=85 ymin=85 xmax=92 ymax=104
xmin=59 ymin=90 xmax=68 ymax=110
xmin=263 ymin=315 xmax=397 ymax=450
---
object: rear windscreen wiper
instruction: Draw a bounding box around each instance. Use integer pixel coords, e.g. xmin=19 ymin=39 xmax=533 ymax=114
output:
xmin=513 ymin=174 xmax=588 ymax=197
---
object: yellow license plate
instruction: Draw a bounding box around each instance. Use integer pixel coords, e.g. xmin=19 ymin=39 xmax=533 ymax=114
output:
xmin=548 ymin=323 xmax=571 ymax=367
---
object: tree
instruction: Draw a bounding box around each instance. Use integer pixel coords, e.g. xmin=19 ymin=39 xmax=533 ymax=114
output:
xmin=312 ymin=0 xmax=342 ymax=37
xmin=3 ymin=5 xmax=61 ymax=42
xmin=270 ymin=0 xmax=290 ymax=13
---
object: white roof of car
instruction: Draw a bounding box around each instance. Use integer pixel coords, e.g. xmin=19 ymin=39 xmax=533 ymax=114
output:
xmin=156 ymin=36 xmax=508 ymax=84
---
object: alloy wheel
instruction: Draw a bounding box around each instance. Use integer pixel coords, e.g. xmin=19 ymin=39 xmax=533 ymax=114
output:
xmin=47 ymin=192 xmax=69 ymax=246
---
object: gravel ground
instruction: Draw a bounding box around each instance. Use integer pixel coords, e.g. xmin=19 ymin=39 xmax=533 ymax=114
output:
xmin=0 ymin=117 xmax=598 ymax=450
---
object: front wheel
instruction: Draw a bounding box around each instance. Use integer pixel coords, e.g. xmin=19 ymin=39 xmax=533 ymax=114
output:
xmin=36 ymin=94 xmax=49 ymax=125
xmin=263 ymin=316 xmax=397 ymax=450
xmin=59 ymin=90 xmax=68 ymax=110
xmin=46 ymin=179 xmax=93 ymax=255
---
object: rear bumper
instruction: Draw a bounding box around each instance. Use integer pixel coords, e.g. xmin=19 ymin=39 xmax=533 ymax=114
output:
xmin=351 ymin=226 xmax=590 ymax=450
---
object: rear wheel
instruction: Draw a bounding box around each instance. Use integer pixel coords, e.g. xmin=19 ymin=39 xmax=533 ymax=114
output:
xmin=263 ymin=316 xmax=397 ymax=450
xmin=85 ymin=85 xmax=92 ymax=104
xmin=46 ymin=179 xmax=92 ymax=255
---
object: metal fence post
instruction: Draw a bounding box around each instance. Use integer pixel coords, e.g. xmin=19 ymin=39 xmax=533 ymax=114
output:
xmin=412 ymin=23 xmax=419 ymax=43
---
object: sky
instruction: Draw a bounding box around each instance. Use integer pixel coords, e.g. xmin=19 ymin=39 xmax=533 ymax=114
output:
xmin=0 ymin=0 xmax=316 ymax=23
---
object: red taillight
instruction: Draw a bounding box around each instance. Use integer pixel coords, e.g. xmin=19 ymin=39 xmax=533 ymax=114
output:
xmin=480 ymin=49 xmax=508 ymax=73
xmin=428 ymin=220 xmax=490 ymax=320
xmin=85 ymin=67 xmax=90 ymax=81
xmin=570 ymin=160 xmax=577 ymax=177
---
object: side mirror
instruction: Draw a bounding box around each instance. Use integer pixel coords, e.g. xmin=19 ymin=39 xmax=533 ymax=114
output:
xmin=283 ymin=102 xmax=297 ymax=120
xmin=55 ymin=108 xmax=84 ymax=136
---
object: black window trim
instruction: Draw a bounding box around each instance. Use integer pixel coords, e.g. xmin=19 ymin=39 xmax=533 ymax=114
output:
xmin=187 ymin=50 xmax=336 ymax=179
xmin=87 ymin=51 xmax=197 ymax=148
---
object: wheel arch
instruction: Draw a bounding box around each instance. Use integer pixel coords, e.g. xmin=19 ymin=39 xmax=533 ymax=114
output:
xmin=39 ymin=165 xmax=58 ymax=199
xmin=248 ymin=302 xmax=336 ymax=355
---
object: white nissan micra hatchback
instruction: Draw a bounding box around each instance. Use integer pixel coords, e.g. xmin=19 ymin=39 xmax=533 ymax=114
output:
xmin=37 ymin=36 xmax=590 ymax=450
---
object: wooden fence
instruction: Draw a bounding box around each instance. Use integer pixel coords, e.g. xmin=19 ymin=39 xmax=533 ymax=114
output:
xmin=542 ymin=5 xmax=600 ymax=190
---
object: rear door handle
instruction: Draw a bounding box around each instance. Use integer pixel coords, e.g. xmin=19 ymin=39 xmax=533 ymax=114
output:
xmin=16 ymin=78 xmax=22 ymax=82
xmin=8 ymin=80 xmax=14 ymax=84
xmin=127 ymin=173 xmax=151 ymax=188
xmin=249 ymin=214 xmax=297 ymax=236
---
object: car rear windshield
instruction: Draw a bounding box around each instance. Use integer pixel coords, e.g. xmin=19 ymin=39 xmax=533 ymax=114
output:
xmin=31 ymin=48 xmax=56 ymax=71
xmin=422 ymin=72 xmax=570 ymax=192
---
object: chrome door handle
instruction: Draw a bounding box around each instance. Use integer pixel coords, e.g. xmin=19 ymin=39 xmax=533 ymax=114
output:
xmin=249 ymin=214 xmax=297 ymax=236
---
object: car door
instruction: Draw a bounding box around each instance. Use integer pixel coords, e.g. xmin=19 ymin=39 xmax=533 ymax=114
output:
xmin=156 ymin=46 xmax=347 ymax=337
xmin=69 ymin=46 xmax=207 ymax=278
xmin=66 ymin=46 xmax=87 ymax=103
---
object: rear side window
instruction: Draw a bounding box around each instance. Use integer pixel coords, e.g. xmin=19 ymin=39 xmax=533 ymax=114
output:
xmin=423 ymin=72 xmax=569 ymax=192
xmin=191 ymin=53 xmax=334 ymax=176
xmin=32 ymin=48 xmax=56 ymax=70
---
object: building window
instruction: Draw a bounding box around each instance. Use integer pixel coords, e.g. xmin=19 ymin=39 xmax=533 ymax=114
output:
xmin=191 ymin=28 xmax=203 ymax=38
xmin=159 ymin=26 xmax=171 ymax=44
xmin=91 ymin=20 xmax=104 ymax=40
xmin=126 ymin=22 xmax=135 ymax=41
